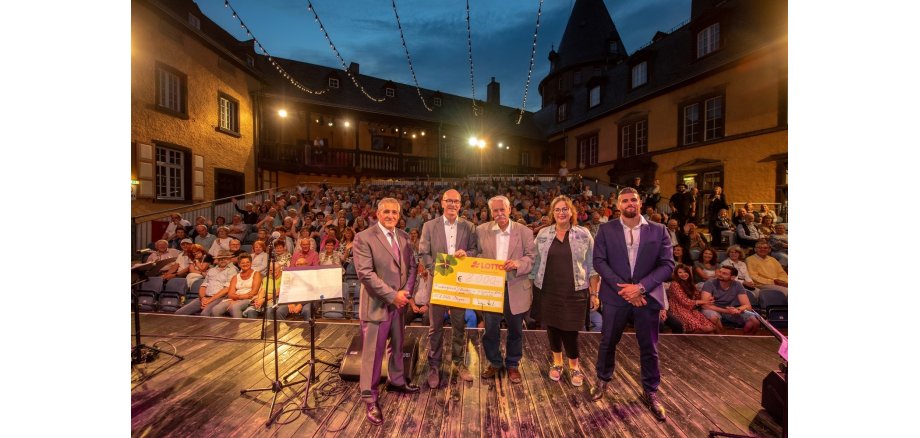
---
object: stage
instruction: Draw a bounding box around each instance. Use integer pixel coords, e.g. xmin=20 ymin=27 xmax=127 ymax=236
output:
xmin=131 ymin=314 xmax=784 ymax=437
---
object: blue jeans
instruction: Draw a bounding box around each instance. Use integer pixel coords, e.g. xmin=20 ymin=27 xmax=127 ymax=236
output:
xmin=482 ymin=287 xmax=525 ymax=369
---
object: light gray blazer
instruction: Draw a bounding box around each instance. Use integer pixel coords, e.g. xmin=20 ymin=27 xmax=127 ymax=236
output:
xmin=353 ymin=224 xmax=413 ymax=322
xmin=475 ymin=221 xmax=536 ymax=315
xmin=417 ymin=216 xmax=479 ymax=303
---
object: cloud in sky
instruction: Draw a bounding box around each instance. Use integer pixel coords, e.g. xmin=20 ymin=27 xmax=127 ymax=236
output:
xmin=199 ymin=0 xmax=690 ymax=111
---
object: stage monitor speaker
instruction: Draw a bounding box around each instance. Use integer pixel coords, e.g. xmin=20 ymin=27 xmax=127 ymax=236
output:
xmin=338 ymin=333 xmax=419 ymax=382
xmin=761 ymin=369 xmax=787 ymax=426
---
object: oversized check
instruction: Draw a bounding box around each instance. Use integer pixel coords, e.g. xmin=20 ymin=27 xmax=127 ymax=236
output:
xmin=430 ymin=253 xmax=506 ymax=313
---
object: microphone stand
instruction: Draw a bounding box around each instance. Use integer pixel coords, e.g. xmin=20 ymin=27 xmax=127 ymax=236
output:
xmin=131 ymin=278 xmax=184 ymax=365
xmin=259 ymin=238 xmax=278 ymax=340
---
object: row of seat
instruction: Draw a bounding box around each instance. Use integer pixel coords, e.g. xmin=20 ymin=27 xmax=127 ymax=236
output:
xmin=132 ymin=275 xmax=361 ymax=319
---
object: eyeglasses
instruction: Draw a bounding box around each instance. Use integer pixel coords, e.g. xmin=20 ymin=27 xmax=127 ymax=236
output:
xmin=553 ymin=207 xmax=570 ymax=213
xmin=442 ymin=199 xmax=461 ymax=204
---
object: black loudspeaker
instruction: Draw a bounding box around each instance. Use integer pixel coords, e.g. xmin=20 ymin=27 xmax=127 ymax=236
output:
xmin=338 ymin=333 xmax=419 ymax=383
xmin=761 ymin=369 xmax=787 ymax=428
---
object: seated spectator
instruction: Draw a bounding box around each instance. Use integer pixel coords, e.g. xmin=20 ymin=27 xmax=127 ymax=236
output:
xmin=250 ymin=240 xmax=268 ymax=276
xmin=711 ymin=208 xmax=735 ymax=247
xmin=746 ymin=240 xmax=788 ymax=297
xmin=228 ymin=239 xmax=244 ymax=267
xmin=586 ymin=212 xmax=602 ymax=237
xmin=700 ymin=266 xmax=761 ymax=334
xmin=769 ymin=224 xmax=788 ymax=268
xmin=666 ymin=219 xmax=680 ymax=247
xmin=291 ymin=238 xmax=319 ymax=266
xmin=648 ymin=213 xmax=662 ymax=224
xmin=145 ymin=239 xmax=181 ymax=277
xmin=736 ymin=213 xmax=763 ymax=250
xmin=208 ymin=227 xmax=233 ymax=257
xmin=319 ymin=238 xmax=341 ymax=266
xmin=720 ymin=245 xmax=757 ymax=291
xmin=272 ymin=239 xmax=292 ymax=270
xmin=162 ymin=238 xmax=194 ymax=280
xmin=230 ymin=197 xmax=260 ymax=224
xmin=175 ymin=250 xmax=239 ymax=316
xmin=666 ymin=264 xmax=716 ymax=334
xmin=685 ymin=223 xmax=708 ymax=260
xmin=209 ymin=216 xmax=227 ymax=235
xmin=227 ymin=214 xmax=249 ymax=241
xmin=732 ymin=207 xmax=748 ymax=226
xmin=184 ymin=244 xmax=212 ymax=288
xmin=693 ymin=248 xmax=719 ymax=285
xmin=211 ymin=254 xmax=262 ymax=318
xmin=243 ymin=261 xmax=282 ymax=319
xmin=759 ymin=204 xmax=778 ymax=224
xmin=167 ymin=227 xmax=189 ymax=250
xmin=758 ymin=215 xmax=776 ymax=236
xmin=672 ymin=244 xmax=693 ymax=266
xmin=161 ymin=213 xmax=191 ymax=241
xmin=193 ymin=224 xmax=216 ymax=252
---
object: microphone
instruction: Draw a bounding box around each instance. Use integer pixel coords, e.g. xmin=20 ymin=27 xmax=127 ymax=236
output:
xmin=137 ymin=248 xmax=153 ymax=254
xmin=266 ymin=231 xmax=282 ymax=245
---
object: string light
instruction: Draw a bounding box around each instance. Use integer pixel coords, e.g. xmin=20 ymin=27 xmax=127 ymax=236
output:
xmin=390 ymin=0 xmax=433 ymax=112
xmin=516 ymin=0 xmax=544 ymax=125
xmin=466 ymin=0 xmax=480 ymax=116
xmin=306 ymin=1 xmax=387 ymax=103
xmin=222 ymin=0 xmax=329 ymax=95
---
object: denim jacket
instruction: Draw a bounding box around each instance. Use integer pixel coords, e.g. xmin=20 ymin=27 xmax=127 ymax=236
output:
xmin=530 ymin=225 xmax=596 ymax=290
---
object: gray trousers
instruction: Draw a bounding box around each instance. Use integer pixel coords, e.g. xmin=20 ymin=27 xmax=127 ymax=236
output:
xmin=175 ymin=297 xmax=221 ymax=316
xmin=427 ymin=304 xmax=467 ymax=369
xmin=210 ymin=299 xmax=252 ymax=318
xmin=360 ymin=307 xmax=406 ymax=402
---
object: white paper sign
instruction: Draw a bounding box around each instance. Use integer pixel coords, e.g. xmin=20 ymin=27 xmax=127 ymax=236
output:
xmin=278 ymin=266 xmax=342 ymax=305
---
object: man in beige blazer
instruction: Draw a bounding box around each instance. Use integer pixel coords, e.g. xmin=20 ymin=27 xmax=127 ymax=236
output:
xmin=352 ymin=198 xmax=419 ymax=426
xmin=477 ymin=195 xmax=536 ymax=384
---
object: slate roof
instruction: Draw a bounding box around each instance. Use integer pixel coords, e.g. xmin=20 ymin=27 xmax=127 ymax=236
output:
xmin=534 ymin=0 xmax=787 ymax=137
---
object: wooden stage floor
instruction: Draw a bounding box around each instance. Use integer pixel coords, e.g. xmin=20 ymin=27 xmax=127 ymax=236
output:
xmin=131 ymin=314 xmax=784 ymax=437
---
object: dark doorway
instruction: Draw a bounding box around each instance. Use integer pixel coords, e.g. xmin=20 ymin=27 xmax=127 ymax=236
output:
xmin=215 ymin=168 xmax=244 ymax=200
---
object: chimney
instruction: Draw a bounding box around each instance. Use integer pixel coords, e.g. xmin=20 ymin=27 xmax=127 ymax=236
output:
xmin=348 ymin=62 xmax=360 ymax=74
xmin=487 ymin=77 xmax=500 ymax=105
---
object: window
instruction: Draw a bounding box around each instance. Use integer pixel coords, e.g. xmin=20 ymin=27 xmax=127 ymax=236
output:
xmin=188 ymin=13 xmax=200 ymax=30
xmin=156 ymin=145 xmax=186 ymax=200
xmin=697 ymin=23 xmax=720 ymax=58
xmin=433 ymin=97 xmax=442 ymax=107
xmin=520 ymin=151 xmax=531 ymax=167
xmin=156 ymin=63 xmax=186 ymax=115
xmin=556 ymin=102 xmax=568 ymax=122
xmin=385 ymin=87 xmax=395 ymax=98
xmin=328 ymin=77 xmax=339 ymax=89
xmin=589 ymin=86 xmax=601 ymax=108
xmin=218 ymin=93 xmax=239 ymax=134
xmin=704 ymin=96 xmax=723 ymax=140
xmin=631 ymin=62 xmax=647 ymax=88
xmin=574 ymin=70 xmax=582 ymax=85
xmin=681 ymin=94 xmax=724 ymax=145
xmin=245 ymin=55 xmax=255 ymax=67
xmin=620 ymin=120 xmax=648 ymax=158
xmin=577 ymin=134 xmax=599 ymax=167
xmin=608 ymin=40 xmax=618 ymax=55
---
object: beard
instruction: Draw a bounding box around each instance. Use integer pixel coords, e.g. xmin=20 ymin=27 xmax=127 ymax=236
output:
xmin=622 ymin=208 xmax=638 ymax=218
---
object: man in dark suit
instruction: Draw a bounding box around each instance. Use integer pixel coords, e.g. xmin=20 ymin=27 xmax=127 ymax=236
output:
xmin=352 ymin=198 xmax=419 ymax=426
xmin=669 ymin=183 xmax=693 ymax=227
xmin=590 ymin=188 xmax=675 ymax=422
xmin=477 ymin=195 xmax=536 ymax=385
xmin=418 ymin=189 xmax=479 ymax=388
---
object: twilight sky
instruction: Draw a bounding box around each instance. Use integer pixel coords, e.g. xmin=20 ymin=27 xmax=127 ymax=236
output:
xmin=196 ymin=0 xmax=691 ymax=112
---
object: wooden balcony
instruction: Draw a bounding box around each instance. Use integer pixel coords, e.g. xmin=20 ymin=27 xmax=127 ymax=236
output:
xmin=259 ymin=143 xmax=543 ymax=179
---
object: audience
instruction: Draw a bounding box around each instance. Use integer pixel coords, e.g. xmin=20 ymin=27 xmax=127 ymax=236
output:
xmin=136 ymin=178 xmax=789 ymax=333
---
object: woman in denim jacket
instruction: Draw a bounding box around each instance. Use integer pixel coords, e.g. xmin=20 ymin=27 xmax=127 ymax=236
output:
xmin=530 ymin=195 xmax=600 ymax=387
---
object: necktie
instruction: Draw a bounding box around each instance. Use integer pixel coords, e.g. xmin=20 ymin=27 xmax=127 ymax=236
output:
xmin=388 ymin=232 xmax=401 ymax=265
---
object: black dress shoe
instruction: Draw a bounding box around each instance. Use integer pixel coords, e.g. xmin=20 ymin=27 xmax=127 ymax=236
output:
xmin=645 ymin=391 xmax=667 ymax=422
xmin=589 ymin=380 xmax=608 ymax=401
xmin=365 ymin=402 xmax=383 ymax=426
xmin=386 ymin=382 xmax=420 ymax=394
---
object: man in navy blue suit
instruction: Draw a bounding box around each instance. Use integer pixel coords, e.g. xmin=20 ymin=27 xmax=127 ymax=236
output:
xmin=590 ymin=187 xmax=674 ymax=422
